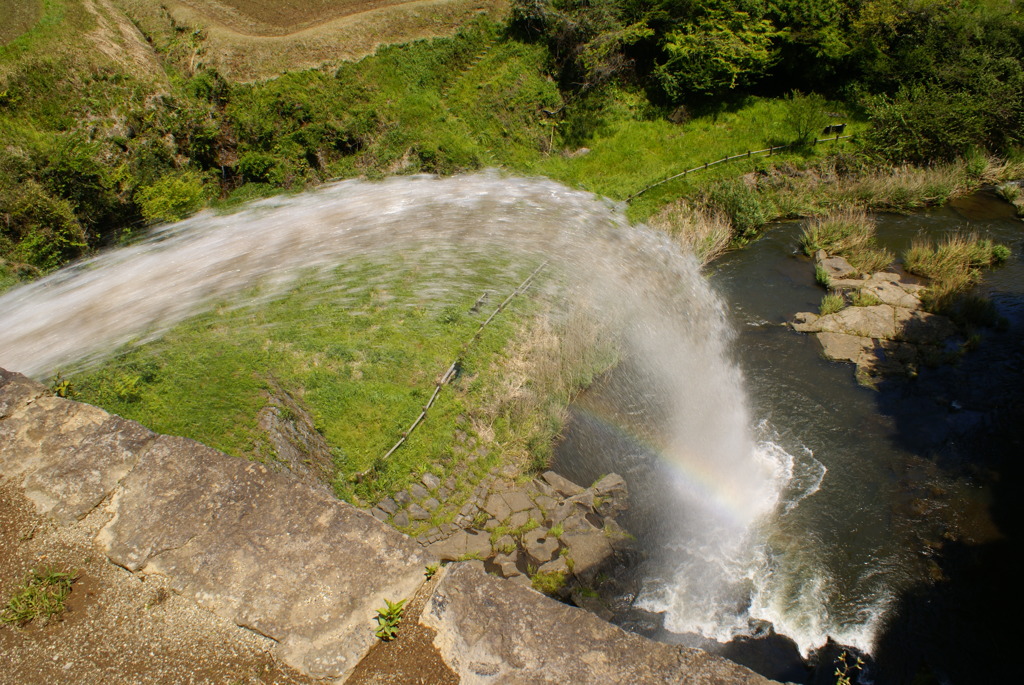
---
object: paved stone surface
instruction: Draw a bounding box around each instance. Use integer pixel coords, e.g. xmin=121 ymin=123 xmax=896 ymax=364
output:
xmin=0 ymin=390 xmax=155 ymax=523
xmin=816 ymin=250 xmax=857 ymax=279
xmin=501 ymin=490 xmax=533 ymax=513
xmin=422 ymin=473 xmax=441 ymax=490
xmin=97 ymin=434 xmax=432 ymax=680
xmin=523 ymin=529 xmax=559 ymax=565
xmin=409 ymin=503 xmax=431 ymax=521
xmin=562 ymin=531 xmax=614 ymax=580
xmin=483 ymin=493 xmax=512 ymax=520
xmin=817 ymin=332 xmax=875 ymax=363
xmin=426 ymin=530 xmax=492 ymax=561
xmin=422 ymin=563 xmax=773 ymax=684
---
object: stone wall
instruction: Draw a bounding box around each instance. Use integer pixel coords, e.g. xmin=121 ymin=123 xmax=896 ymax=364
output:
xmin=0 ymin=367 xmax=772 ymax=684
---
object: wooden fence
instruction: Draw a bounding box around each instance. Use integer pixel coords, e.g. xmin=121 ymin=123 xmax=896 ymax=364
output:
xmin=626 ymin=134 xmax=854 ymax=202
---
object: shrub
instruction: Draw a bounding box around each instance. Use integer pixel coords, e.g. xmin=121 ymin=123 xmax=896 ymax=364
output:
xmin=706 ymin=179 xmax=774 ymax=241
xmin=530 ymin=569 xmax=567 ymax=595
xmin=814 ymin=265 xmax=831 ymax=288
xmin=648 ymin=201 xmax=732 ymax=266
xmin=904 ymin=232 xmax=1011 ymax=314
xmin=137 ymin=170 xmax=211 ymax=224
xmin=850 ymin=290 xmax=881 ymax=307
xmin=783 ymin=91 xmax=830 ymax=145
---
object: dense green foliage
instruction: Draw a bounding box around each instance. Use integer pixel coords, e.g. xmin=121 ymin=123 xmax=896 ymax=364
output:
xmin=5 ymin=1 xmax=1020 ymax=278
xmin=512 ymin=0 xmax=1024 ymax=161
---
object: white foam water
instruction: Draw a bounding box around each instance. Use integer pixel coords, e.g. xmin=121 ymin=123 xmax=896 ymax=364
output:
xmin=0 ymin=172 xmax=888 ymax=660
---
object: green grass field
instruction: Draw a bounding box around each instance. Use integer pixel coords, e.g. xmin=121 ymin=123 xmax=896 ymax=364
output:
xmin=70 ymin=255 xmax=558 ymax=504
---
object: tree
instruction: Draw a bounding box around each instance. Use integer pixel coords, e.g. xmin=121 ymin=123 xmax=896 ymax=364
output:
xmin=653 ymin=9 xmax=781 ymax=101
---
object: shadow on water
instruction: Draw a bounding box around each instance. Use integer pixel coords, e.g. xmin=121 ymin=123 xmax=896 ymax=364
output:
xmin=868 ymin=191 xmax=1023 ymax=684
xmin=868 ymin=247 xmax=1024 ymax=683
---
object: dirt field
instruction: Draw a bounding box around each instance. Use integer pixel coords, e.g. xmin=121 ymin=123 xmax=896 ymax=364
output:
xmin=0 ymin=0 xmax=42 ymax=45
xmin=0 ymin=478 xmax=318 ymax=685
xmin=122 ymin=0 xmax=509 ymax=81
xmin=176 ymin=0 xmax=446 ymax=36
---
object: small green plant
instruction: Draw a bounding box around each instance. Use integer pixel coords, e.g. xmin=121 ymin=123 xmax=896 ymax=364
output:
xmin=1 ymin=568 xmax=77 ymax=626
xmin=815 ymin=265 xmax=832 ymax=288
xmin=373 ymin=598 xmax=407 ymax=641
xmin=833 ymin=650 xmax=864 ymax=685
xmin=820 ymin=292 xmax=845 ymax=315
xmin=530 ymin=570 xmax=567 ymax=595
xmin=424 ymin=563 xmax=440 ymax=579
xmin=49 ymin=372 xmax=75 ymax=399
xmin=849 ymin=290 xmax=881 ymax=307
xmin=548 ymin=522 xmax=564 ymax=538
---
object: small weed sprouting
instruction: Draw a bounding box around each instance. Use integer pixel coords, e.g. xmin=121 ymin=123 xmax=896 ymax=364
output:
xmin=374 ymin=598 xmax=407 ymax=641
xmin=833 ymin=650 xmax=864 ymax=685
xmin=820 ymin=293 xmax=846 ymax=316
xmin=1 ymin=568 xmax=77 ymax=626
xmin=548 ymin=523 xmax=564 ymax=538
xmin=424 ymin=563 xmax=440 ymax=580
xmin=530 ymin=570 xmax=567 ymax=595
xmin=815 ymin=265 xmax=832 ymax=288
xmin=472 ymin=511 xmax=491 ymax=529
xmin=49 ymin=372 xmax=76 ymax=399
xmin=849 ymin=290 xmax=881 ymax=307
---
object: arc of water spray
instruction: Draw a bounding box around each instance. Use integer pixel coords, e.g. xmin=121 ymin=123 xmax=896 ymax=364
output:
xmin=356 ymin=260 xmax=549 ymax=482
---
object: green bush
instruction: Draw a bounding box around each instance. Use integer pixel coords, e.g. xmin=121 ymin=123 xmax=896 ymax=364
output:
xmin=706 ymin=179 xmax=773 ymax=240
xmin=136 ymin=170 xmax=211 ymax=224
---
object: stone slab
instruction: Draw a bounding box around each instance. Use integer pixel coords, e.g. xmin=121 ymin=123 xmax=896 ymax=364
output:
xmin=816 ymin=332 xmax=874 ymax=364
xmin=422 ymin=563 xmax=772 ymax=684
xmin=541 ymin=471 xmax=584 ymax=498
xmin=0 ymin=367 xmax=47 ymax=420
xmin=98 ymin=434 xmax=432 ymax=680
xmin=0 ymin=389 xmax=156 ymax=522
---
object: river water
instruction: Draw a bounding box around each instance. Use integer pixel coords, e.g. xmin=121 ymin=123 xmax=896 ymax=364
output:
xmin=555 ymin=189 xmax=1023 ymax=683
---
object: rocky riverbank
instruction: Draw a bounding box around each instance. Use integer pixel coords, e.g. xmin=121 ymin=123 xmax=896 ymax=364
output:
xmin=792 ymin=250 xmax=960 ymax=385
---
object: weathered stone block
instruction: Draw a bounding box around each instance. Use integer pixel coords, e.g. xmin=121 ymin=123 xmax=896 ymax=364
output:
xmin=422 ymin=563 xmax=772 ymax=684
xmin=0 ymin=368 xmax=46 ymax=420
xmin=97 ymin=434 xmax=431 ymax=680
xmin=541 ymin=471 xmax=584 ymax=497
xmin=0 ymin=393 xmax=155 ymax=522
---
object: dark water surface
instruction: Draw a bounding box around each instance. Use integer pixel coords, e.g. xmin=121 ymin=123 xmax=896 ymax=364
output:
xmin=555 ymin=190 xmax=1023 ymax=684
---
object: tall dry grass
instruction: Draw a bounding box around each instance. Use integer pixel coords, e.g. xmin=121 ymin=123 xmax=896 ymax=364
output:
xmin=471 ymin=309 xmax=618 ymax=473
xmin=648 ymin=200 xmax=733 ymax=266
xmin=800 ymin=208 xmax=894 ymax=274
xmin=903 ymin=232 xmax=1011 ymax=313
